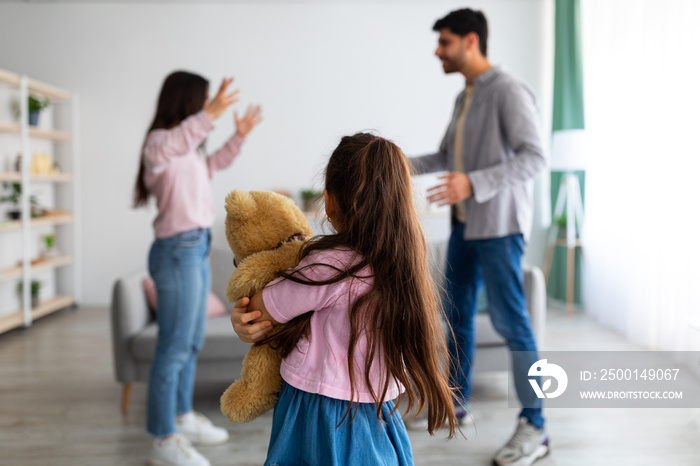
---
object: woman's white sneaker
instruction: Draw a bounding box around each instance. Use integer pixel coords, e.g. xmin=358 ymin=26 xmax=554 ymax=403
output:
xmin=150 ymin=434 xmax=211 ymax=466
xmin=176 ymin=412 xmax=230 ymax=445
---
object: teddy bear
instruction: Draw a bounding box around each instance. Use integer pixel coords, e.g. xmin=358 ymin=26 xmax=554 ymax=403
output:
xmin=220 ymin=189 xmax=314 ymax=424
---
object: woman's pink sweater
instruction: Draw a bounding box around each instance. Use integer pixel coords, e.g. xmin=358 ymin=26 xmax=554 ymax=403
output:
xmin=143 ymin=110 xmax=243 ymax=238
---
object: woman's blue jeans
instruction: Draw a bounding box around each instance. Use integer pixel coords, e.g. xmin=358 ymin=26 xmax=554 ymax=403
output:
xmin=146 ymin=228 xmax=211 ymax=437
xmin=444 ymin=221 xmax=544 ymax=428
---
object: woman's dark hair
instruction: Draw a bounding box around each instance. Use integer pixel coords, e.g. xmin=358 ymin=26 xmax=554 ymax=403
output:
xmin=133 ymin=71 xmax=209 ymax=208
xmin=433 ymin=8 xmax=489 ymax=56
xmin=261 ymin=133 xmax=457 ymax=436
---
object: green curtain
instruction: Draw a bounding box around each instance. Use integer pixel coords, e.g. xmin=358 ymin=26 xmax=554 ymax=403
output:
xmin=549 ymin=0 xmax=585 ymax=305
xmin=553 ymin=0 xmax=584 ymax=132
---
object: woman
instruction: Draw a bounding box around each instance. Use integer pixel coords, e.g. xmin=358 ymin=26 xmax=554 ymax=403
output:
xmin=133 ymin=70 xmax=262 ymax=466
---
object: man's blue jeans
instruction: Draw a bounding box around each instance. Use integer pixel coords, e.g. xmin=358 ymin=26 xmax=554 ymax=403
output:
xmin=146 ymin=228 xmax=211 ymax=437
xmin=444 ymin=221 xmax=544 ymax=428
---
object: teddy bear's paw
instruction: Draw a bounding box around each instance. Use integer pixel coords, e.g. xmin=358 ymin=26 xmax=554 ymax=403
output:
xmin=220 ymin=380 xmax=280 ymax=424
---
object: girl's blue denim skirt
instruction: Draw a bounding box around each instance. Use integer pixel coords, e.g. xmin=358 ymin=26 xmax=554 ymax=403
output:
xmin=265 ymin=381 xmax=413 ymax=466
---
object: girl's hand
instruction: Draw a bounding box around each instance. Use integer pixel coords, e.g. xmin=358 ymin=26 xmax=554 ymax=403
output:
xmin=204 ymin=77 xmax=240 ymax=121
xmin=234 ymin=104 xmax=263 ymax=138
xmin=230 ymin=296 xmax=274 ymax=343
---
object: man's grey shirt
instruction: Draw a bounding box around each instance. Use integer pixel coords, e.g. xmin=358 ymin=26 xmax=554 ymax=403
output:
xmin=412 ymin=66 xmax=546 ymax=241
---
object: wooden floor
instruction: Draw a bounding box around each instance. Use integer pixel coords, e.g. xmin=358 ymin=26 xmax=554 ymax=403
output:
xmin=1 ymin=306 xmax=699 ymax=466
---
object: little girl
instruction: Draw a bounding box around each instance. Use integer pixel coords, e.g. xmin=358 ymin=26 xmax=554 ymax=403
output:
xmin=232 ymin=133 xmax=457 ymax=465
xmin=133 ymin=70 xmax=262 ymax=466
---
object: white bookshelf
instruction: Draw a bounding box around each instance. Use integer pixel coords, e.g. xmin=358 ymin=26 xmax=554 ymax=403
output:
xmin=0 ymin=68 xmax=80 ymax=334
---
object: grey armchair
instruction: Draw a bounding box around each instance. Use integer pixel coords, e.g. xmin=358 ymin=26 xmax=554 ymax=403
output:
xmin=110 ymin=247 xmax=249 ymax=412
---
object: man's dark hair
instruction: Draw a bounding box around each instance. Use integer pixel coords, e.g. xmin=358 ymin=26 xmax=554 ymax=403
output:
xmin=433 ymin=8 xmax=488 ymax=56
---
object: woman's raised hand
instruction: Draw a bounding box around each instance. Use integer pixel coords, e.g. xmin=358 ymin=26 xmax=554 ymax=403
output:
xmin=235 ymin=104 xmax=263 ymax=138
xmin=204 ymin=77 xmax=239 ymax=121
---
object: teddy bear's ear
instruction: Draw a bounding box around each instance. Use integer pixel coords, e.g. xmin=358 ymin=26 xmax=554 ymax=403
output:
xmin=225 ymin=190 xmax=256 ymax=222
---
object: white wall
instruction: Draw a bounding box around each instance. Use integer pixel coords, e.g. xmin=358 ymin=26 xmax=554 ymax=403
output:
xmin=0 ymin=0 xmax=551 ymax=306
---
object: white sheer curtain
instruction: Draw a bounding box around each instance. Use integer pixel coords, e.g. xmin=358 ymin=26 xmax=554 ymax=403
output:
xmin=581 ymin=0 xmax=700 ymax=351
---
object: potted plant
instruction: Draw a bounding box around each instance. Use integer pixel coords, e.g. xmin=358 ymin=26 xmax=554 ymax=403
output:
xmin=300 ymin=189 xmax=323 ymax=212
xmin=1 ymin=182 xmax=22 ymax=219
xmin=41 ymin=233 xmax=58 ymax=258
xmin=17 ymin=279 xmax=41 ymax=308
xmin=28 ymin=95 xmax=50 ymax=126
xmin=554 ymin=214 xmax=579 ymax=238
xmin=0 ymin=182 xmax=42 ymax=220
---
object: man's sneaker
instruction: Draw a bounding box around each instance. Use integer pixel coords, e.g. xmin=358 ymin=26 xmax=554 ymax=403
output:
xmin=455 ymin=405 xmax=469 ymax=426
xmin=176 ymin=412 xmax=230 ymax=445
xmin=492 ymin=418 xmax=550 ymax=466
xmin=150 ymin=434 xmax=211 ymax=466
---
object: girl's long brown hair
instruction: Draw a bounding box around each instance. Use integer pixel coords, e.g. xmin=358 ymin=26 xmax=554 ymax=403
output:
xmin=132 ymin=71 xmax=209 ymax=208
xmin=263 ymin=133 xmax=457 ymax=436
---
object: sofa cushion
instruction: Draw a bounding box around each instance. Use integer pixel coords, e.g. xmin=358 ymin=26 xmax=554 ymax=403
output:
xmin=130 ymin=315 xmax=250 ymax=362
xmin=142 ymin=277 xmax=227 ymax=318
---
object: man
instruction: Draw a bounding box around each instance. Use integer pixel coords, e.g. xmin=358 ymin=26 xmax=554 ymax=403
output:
xmin=411 ymin=8 xmax=549 ymax=466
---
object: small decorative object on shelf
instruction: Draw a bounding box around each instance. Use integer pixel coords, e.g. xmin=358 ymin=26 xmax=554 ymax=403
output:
xmin=41 ymin=233 xmax=59 ymax=258
xmin=300 ymin=188 xmax=323 ymax=212
xmin=27 ymin=95 xmax=50 ymax=126
xmin=1 ymin=182 xmax=22 ymax=219
xmin=17 ymin=279 xmax=41 ymax=308
xmin=11 ymin=95 xmax=51 ymax=126
xmin=3 ymin=153 xmax=14 ymax=171
xmin=31 ymin=152 xmax=58 ymax=175
xmin=0 ymin=182 xmax=43 ymax=219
